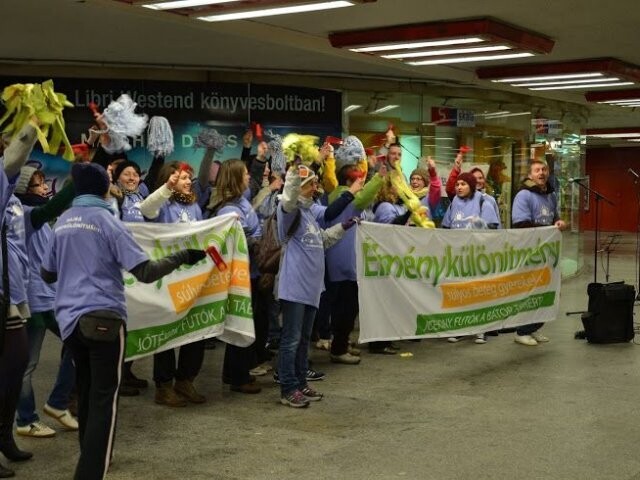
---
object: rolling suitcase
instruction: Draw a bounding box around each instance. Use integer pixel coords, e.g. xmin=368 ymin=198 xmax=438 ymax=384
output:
xmin=581 ymin=282 xmax=635 ymax=343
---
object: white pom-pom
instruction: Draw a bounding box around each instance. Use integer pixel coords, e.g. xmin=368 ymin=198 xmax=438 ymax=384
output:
xmin=101 ymin=94 xmax=148 ymax=153
xmin=147 ymin=116 xmax=174 ymax=157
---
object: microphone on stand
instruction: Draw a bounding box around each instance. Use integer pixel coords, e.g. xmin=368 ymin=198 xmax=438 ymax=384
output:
xmin=568 ymin=177 xmax=588 ymax=183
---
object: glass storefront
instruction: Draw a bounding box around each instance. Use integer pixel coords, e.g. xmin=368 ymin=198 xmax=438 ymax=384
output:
xmin=343 ymin=90 xmax=585 ymax=278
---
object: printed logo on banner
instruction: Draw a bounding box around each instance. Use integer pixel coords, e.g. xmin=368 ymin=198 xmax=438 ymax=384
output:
xmin=121 ymin=216 xmax=255 ymax=360
xmin=356 ymin=224 xmax=562 ymax=342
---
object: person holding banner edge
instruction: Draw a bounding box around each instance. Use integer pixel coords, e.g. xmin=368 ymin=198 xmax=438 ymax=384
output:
xmin=139 ymin=161 xmax=208 ymax=406
xmin=41 ymin=162 xmax=206 ymax=480
xmin=511 ymin=158 xmax=567 ymax=346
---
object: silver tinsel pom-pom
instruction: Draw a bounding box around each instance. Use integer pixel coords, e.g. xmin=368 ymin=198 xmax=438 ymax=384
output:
xmin=194 ymin=128 xmax=227 ymax=152
xmin=264 ymin=129 xmax=285 ymax=174
xmin=334 ymin=135 xmax=365 ymax=171
xmin=147 ymin=116 xmax=174 ymax=157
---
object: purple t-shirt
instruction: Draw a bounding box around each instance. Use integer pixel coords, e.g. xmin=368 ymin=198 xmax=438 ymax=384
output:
xmin=512 ymin=189 xmax=557 ymax=226
xmin=42 ymin=206 xmax=149 ymax=340
xmin=442 ymin=191 xmax=500 ymax=229
xmin=120 ymin=192 xmax=146 ymax=223
xmin=374 ymin=202 xmax=406 ymax=224
xmin=23 ymin=205 xmax=55 ymax=313
xmin=5 ymin=195 xmax=29 ymax=305
xmin=218 ymin=197 xmax=263 ymax=279
xmin=277 ymin=204 xmax=325 ymax=308
xmin=325 ymin=202 xmax=363 ymax=282
xmin=156 ymin=200 xmax=202 ymax=223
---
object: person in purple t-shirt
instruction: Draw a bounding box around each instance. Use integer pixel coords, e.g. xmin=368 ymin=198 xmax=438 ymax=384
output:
xmin=139 ymin=162 xmax=206 ymax=407
xmin=42 ymin=162 xmax=205 ymax=480
xmin=511 ymin=159 xmax=567 ymax=346
xmin=276 ymin=164 xmax=352 ymax=408
xmin=443 ymin=172 xmax=500 ymax=344
xmin=0 ymin=123 xmax=39 ymax=478
xmin=209 ymin=159 xmax=264 ymax=394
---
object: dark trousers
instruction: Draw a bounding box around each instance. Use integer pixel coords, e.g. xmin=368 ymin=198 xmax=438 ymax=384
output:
xmin=153 ymin=340 xmax=205 ymax=385
xmin=0 ymin=326 xmax=29 ymax=448
xmin=252 ymin=278 xmax=271 ymax=365
xmin=516 ymin=323 xmax=543 ymax=336
xmin=329 ymin=280 xmax=359 ymax=356
xmin=64 ymin=322 xmax=125 ymax=480
xmin=313 ymin=288 xmax=333 ymax=342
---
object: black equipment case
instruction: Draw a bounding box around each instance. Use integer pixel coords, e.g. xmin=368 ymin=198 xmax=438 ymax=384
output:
xmin=581 ymin=282 xmax=635 ymax=343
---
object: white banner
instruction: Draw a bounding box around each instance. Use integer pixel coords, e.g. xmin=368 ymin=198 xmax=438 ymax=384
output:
xmin=122 ymin=215 xmax=254 ymax=361
xmin=356 ymin=223 xmax=562 ymax=342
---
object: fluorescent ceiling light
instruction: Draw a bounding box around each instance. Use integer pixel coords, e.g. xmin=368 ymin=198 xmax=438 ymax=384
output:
xmin=349 ymin=37 xmax=485 ymax=53
xmin=198 ymin=0 xmax=353 ymax=21
xmin=599 ymin=99 xmax=640 ymax=104
xmin=143 ymin=0 xmax=240 ymax=9
xmin=343 ymin=104 xmax=362 ymax=113
xmin=491 ymin=73 xmax=603 ymax=83
xmin=382 ymin=45 xmax=510 ymax=59
xmin=370 ymin=104 xmax=399 ymax=114
xmin=512 ymin=77 xmax=620 ymax=87
xmin=587 ymin=133 xmax=640 ymax=138
xmin=529 ymin=82 xmax=634 ymax=90
xmin=483 ymin=111 xmax=532 ymax=119
xmin=408 ymin=52 xmax=533 ymax=66
xmin=477 ymin=111 xmax=510 ymax=117
xmin=620 ymin=104 xmax=640 ymax=107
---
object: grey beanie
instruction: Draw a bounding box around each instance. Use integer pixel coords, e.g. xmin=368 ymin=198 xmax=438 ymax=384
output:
xmin=15 ymin=165 xmax=38 ymax=195
xmin=334 ymin=135 xmax=365 ymax=172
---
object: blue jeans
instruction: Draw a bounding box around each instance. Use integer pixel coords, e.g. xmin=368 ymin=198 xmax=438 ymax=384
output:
xmin=278 ymin=300 xmax=316 ymax=396
xmin=267 ymin=296 xmax=281 ymax=342
xmin=17 ymin=313 xmax=76 ymax=426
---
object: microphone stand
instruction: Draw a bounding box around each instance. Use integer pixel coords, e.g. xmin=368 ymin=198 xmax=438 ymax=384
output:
xmin=571 ymin=179 xmax=615 ymax=283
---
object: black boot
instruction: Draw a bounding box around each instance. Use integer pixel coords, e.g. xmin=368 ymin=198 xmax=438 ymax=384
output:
xmin=0 ymin=462 xmax=14 ymax=478
xmin=0 ymin=436 xmax=32 ymax=462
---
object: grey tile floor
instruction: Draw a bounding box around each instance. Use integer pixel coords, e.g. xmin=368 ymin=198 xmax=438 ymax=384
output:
xmin=11 ymin=231 xmax=640 ymax=479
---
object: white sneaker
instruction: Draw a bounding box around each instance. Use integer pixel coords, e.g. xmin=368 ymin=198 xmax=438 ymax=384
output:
xmin=43 ymin=404 xmax=78 ymax=431
xmin=474 ymin=334 xmax=487 ymax=344
xmin=249 ymin=365 xmax=269 ymax=376
xmin=514 ymin=334 xmax=538 ymax=346
xmin=16 ymin=421 xmax=56 ymax=438
xmin=315 ymin=339 xmax=331 ymax=351
xmin=447 ymin=337 xmax=460 ymax=343
xmin=531 ymin=332 xmax=549 ymax=343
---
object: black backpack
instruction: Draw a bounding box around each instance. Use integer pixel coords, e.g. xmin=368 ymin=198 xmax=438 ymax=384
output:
xmin=255 ymin=209 xmax=301 ymax=275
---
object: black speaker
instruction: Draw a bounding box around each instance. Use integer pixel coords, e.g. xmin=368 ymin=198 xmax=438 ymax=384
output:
xmin=581 ymin=282 xmax=635 ymax=344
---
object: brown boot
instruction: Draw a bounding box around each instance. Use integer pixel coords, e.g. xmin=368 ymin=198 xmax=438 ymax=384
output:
xmin=154 ymin=382 xmax=187 ymax=407
xmin=174 ymin=379 xmax=206 ymax=404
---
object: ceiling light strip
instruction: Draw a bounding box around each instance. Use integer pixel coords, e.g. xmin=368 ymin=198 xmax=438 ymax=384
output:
xmin=382 ymin=45 xmax=510 ymax=59
xmin=370 ymin=104 xmax=399 ymax=114
xmin=197 ymin=0 xmax=353 ymax=21
xmin=491 ymin=73 xmax=604 ymax=83
xmin=511 ymin=77 xmax=620 ymax=87
xmin=349 ymin=37 xmax=485 ymax=53
xmin=142 ymin=0 xmax=240 ymax=10
xmin=408 ymin=52 xmax=533 ymax=66
xmin=529 ymin=82 xmax=634 ymax=91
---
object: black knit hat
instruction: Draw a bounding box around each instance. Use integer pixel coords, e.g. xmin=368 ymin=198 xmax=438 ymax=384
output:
xmin=113 ymin=160 xmax=141 ymax=184
xmin=72 ymin=163 xmax=110 ymax=197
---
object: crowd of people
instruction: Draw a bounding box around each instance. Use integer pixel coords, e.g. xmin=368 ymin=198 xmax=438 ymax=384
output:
xmin=0 ymin=111 xmax=566 ymax=479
